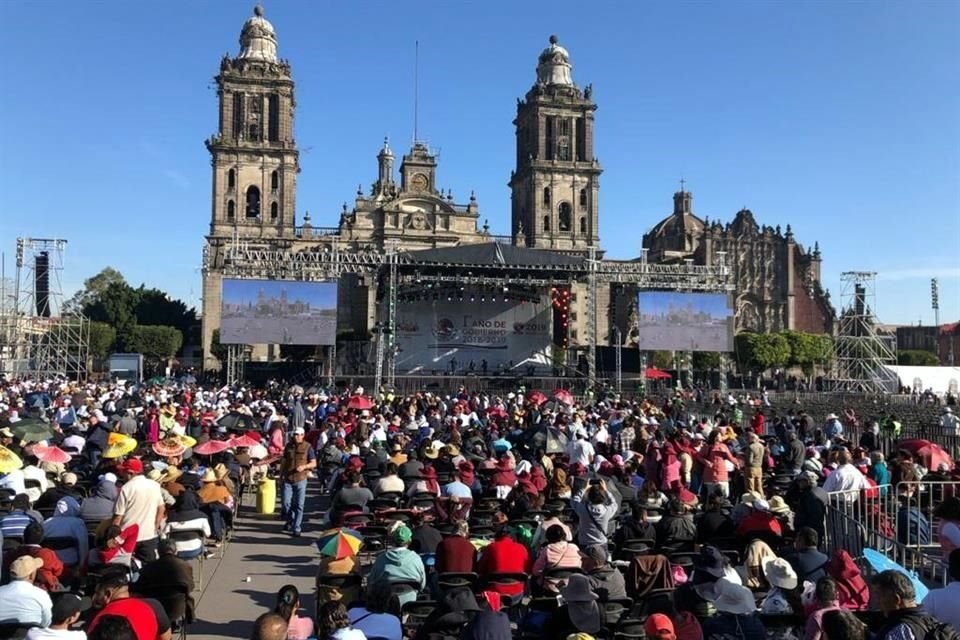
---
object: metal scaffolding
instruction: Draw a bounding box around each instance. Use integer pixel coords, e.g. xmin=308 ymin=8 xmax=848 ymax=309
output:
xmin=832 ymin=271 xmax=897 ymax=393
xmin=0 ymin=238 xmax=89 ymax=381
xmin=213 ymin=239 xmax=734 ymax=384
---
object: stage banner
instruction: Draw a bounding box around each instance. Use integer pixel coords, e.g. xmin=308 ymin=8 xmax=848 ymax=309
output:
xmin=220 ymin=278 xmax=337 ymax=345
xmin=636 ymin=291 xmax=734 ymax=352
xmin=395 ymin=296 xmax=552 ymax=374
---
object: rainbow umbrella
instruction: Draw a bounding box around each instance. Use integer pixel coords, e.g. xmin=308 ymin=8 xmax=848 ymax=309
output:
xmin=0 ymin=445 xmax=22 ymax=473
xmin=315 ymin=528 xmax=364 ymax=559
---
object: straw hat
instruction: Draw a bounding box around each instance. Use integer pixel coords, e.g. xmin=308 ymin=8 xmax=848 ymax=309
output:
xmin=767 ymin=495 xmax=791 ymax=515
xmin=161 ymin=466 xmax=183 ymax=484
xmin=201 ymin=469 xmax=217 ymax=482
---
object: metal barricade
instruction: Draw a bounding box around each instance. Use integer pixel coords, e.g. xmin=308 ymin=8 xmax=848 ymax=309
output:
xmin=895 ymin=480 xmax=960 ymax=560
xmin=825 ymin=485 xmax=896 ymax=558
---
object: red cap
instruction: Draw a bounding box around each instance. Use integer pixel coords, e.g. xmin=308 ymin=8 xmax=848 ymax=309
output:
xmin=645 ymin=614 xmax=676 ymax=640
xmin=122 ymin=458 xmax=144 ymax=475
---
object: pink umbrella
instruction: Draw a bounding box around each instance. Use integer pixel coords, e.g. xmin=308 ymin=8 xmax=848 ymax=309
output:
xmin=346 ymin=395 xmax=374 ymax=411
xmin=193 ymin=439 xmax=231 ymax=456
xmin=33 ymin=444 xmax=71 ymax=464
xmin=486 ymin=406 xmax=508 ymax=419
xmin=553 ymin=389 xmax=575 ymax=406
xmin=230 ymin=434 xmax=261 ymax=449
xmin=527 ymin=390 xmax=548 ymax=406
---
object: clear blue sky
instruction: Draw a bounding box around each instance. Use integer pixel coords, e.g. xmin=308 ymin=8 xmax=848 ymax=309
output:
xmin=1 ymin=1 xmax=958 ymax=326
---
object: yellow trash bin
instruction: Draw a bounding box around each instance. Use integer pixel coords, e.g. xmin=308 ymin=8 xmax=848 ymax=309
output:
xmin=257 ymin=477 xmax=276 ymax=515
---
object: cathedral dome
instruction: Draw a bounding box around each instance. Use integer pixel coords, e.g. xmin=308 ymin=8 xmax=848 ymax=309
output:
xmin=536 ymin=35 xmax=574 ymax=86
xmin=238 ymin=5 xmax=278 ymax=62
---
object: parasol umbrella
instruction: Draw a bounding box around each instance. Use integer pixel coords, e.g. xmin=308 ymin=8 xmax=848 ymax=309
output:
xmin=346 ymin=395 xmax=374 ymax=411
xmin=486 ymin=406 xmax=508 ymax=420
xmin=102 ymin=435 xmax=138 ymax=459
xmin=230 ymin=434 xmax=260 ymax=449
xmin=194 ymin=439 xmax=231 ymax=456
xmin=0 ymin=445 xmax=23 ymax=473
xmin=527 ymin=390 xmax=548 ymax=406
xmin=32 ymin=443 xmax=72 ymax=465
xmin=315 ymin=528 xmax=364 ymax=559
xmin=11 ymin=420 xmax=56 ymax=443
xmin=152 ymin=437 xmax=187 ymax=458
xmin=553 ymin=389 xmax=575 ymax=406
xmin=863 ymin=548 xmax=929 ymax=602
xmin=897 ymin=439 xmax=953 ymax=472
xmin=644 ymin=367 xmax=672 ymax=380
xmin=216 ymin=412 xmax=258 ymax=432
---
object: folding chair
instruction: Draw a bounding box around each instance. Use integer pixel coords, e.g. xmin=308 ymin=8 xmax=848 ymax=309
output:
xmin=166 ymin=529 xmax=207 ymax=591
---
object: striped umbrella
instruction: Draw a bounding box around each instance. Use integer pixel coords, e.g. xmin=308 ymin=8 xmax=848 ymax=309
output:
xmin=315 ymin=528 xmax=364 ymax=559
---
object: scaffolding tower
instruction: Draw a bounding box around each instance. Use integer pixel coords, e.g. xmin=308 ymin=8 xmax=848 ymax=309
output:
xmin=833 ymin=271 xmax=896 ymax=393
xmin=0 ymin=238 xmax=89 ymax=381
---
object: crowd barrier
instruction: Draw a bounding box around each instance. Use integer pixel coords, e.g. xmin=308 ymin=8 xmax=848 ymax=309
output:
xmin=825 ymin=481 xmax=959 ymax=587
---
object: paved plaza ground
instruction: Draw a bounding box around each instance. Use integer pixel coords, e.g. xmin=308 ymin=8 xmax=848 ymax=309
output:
xmin=188 ymin=484 xmax=326 ymax=640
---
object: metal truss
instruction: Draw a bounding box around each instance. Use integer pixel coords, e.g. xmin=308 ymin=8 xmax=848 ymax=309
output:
xmin=0 ymin=238 xmax=89 ymax=381
xmin=832 ymin=271 xmax=897 ymax=393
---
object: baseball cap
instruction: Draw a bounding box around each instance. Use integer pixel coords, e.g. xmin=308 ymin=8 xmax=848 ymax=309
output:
xmin=392 ymin=524 xmax=413 ymax=545
xmin=51 ymin=593 xmax=92 ymax=624
xmin=645 ymin=613 xmax=676 ymax=640
xmin=292 ymin=426 xmax=306 ymax=436
xmin=10 ymin=555 xmax=44 ymax=580
xmin=122 ymin=459 xmax=144 ymax=475
xmin=61 ymin=472 xmax=78 ymax=486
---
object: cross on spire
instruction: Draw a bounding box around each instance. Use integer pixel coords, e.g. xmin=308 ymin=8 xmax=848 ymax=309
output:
xmin=680 ymin=178 xmax=687 ymax=193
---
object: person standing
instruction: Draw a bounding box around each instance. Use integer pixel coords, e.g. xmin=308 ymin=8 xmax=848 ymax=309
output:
xmin=112 ymin=459 xmax=165 ymax=563
xmin=280 ymin=426 xmax=316 ymax=537
xmin=745 ymin=432 xmax=766 ymax=496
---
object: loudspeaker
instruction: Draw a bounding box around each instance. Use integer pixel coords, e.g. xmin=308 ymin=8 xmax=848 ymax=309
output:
xmin=35 ymin=251 xmax=50 ymax=317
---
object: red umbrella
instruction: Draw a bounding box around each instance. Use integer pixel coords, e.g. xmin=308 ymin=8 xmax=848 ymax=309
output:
xmin=527 ymin=391 xmax=548 ymax=406
xmin=644 ymin=367 xmax=672 ymax=380
xmin=33 ymin=443 xmax=71 ymax=464
xmin=553 ymin=389 xmax=575 ymax=406
xmin=346 ymin=395 xmax=374 ymax=411
xmin=897 ymin=439 xmax=954 ymax=472
xmin=486 ymin=406 xmax=508 ymax=419
xmin=194 ymin=439 xmax=231 ymax=456
xmin=229 ymin=434 xmax=261 ymax=449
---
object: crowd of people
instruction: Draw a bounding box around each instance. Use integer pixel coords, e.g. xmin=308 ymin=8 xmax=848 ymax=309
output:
xmin=0 ymin=377 xmax=958 ymax=640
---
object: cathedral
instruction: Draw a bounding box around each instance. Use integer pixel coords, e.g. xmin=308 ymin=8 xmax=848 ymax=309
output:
xmin=201 ymin=8 xmax=833 ymax=371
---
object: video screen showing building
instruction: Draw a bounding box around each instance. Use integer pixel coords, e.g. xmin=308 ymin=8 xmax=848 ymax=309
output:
xmin=636 ymin=291 xmax=734 ymax=352
xmin=395 ymin=294 xmax=552 ymax=375
xmin=220 ymin=279 xmax=337 ymax=345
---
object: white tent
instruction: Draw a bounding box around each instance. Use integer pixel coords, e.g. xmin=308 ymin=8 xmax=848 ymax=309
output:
xmin=882 ymin=365 xmax=960 ymax=395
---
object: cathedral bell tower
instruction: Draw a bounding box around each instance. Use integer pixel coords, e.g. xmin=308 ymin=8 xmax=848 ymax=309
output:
xmin=206 ymin=6 xmax=299 ymax=238
xmin=509 ymin=35 xmax=602 ymax=251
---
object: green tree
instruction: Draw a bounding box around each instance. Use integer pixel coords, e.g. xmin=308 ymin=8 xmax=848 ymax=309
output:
xmin=64 ymin=267 xmax=126 ymax=314
xmin=735 ymin=332 xmax=790 ymax=373
xmin=897 ymin=349 xmax=938 ymax=366
xmin=83 ymin=280 xmax=141 ymax=351
xmin=650 ymin=350 xmax=674 ymax=370
xmin=87 ymin=322 xmax=117 ymax=360
xmin=692 ymin=352 xmax=721 ymax=370
xmin=127 ymin=325 xmax=183 ymax=361
xmin=782 ymin=330 xmax=834 ymax=377
xmin=134 ymin=287 xmax=197 ymax=338
xmin=209 ymin=329 xmax=228 ymax=364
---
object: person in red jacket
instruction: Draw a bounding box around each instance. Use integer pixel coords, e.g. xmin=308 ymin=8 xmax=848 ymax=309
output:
xmin=750 ymin=411 xmax=766 ymax=436
xmin=477 ymin=516 xmax=530 ymax=598
xmin=436 ymin=521 xmax=477 ymax=575
xmin=2 ymin=522 xmax=63 ymax=591
xmin=736 ymin=498 xmax=784 ymax=541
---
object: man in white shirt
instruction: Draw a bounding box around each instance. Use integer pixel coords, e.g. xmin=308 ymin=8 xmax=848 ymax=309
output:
xmin=0 ymin=556 xmax=53 ymax=627
xmin=25 ymin=593 xmax=90 ymax=639
xmin=823 ymin=449 xmax=868 ymax=497
xmin=567 ymin=431 xmax=596 ymax=468
xmin=922 ymin=549 xmax=960 ymax=631
xmin=112 ymin=458 xmax=165 ymax=562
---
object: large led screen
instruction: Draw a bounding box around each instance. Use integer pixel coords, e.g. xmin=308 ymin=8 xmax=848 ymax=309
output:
xmin=220 ymin=279 xmax=337 ymax=345
xmin=636 ymin=291 xmax=734 ymax=352
xmin=395 ymin=295 xmax=552 ymax=374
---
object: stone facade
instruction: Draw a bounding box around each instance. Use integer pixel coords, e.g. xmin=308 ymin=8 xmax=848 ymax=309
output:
xmin=642 ymin=192 xmax=834 ymax=335
xmin=201 ymin=9 xmax=834 ymax=370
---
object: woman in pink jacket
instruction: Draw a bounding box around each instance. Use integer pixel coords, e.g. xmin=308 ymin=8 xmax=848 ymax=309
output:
xmin=698 ymin=430 xmax=738 ymax=498
xmin=532 ymin=524 xmax=582 ymax=594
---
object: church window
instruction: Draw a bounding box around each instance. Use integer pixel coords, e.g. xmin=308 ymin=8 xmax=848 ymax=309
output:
xmin=268 ymin=94 xmax=280 ymax=141
xmin=270 ymin=170 xmax=279 ymax=191
xmin=545 ymin=117 xmax=555 ymax=161
xmin=543 ymin=216 xmax=550 ymax=232
xmin=227 ymin=169 xmax=236 ymax=189
xmin=558 ymin=202 xmax=572 ymax=231
xmin=543 ymin=187 xmax=551 ymax=207
xmin=557 ymin=119 xmax=571 ymax=161
xmin=245 ymin=186 xmax=261 ymax=218
xmin=576 ymin=118 xmax=586 ymax=161
xmin=226 ymin=200 xmax=235 ymax=220
xmin=580 ymin=216 xmax=587 ymax=235
xmin=579 ymin=188 xmax=587 ymax=207
xmin=232 ymin=92 xmax=245 ymax=138
xmin=270 ymin=202 xmax=279 ymax=219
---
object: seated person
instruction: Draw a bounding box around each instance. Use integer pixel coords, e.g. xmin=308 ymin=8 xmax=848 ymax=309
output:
xmin=79 ymin=474 xmax=118 ymax=525
xmin=1 ymin=494 xmax=43 ymax=539
xmin=163 ymin=490 xmax=212 ymax=557
xmin=41 ymin=496 xmax=89 ymax=569
xmin=656 ymin=498 xmax=697 ymax=550
xmin=331 ymin=471 xmax=374 ymax=522
xmin=582 ymin=544 xmax=627 ymax=601
xmin=367 ymin=525 xmax=426 ymax=607
xmin=532 ymin=524 xmax=582 ymax=594
xmin=134 ymin=539 xmax=196 ymax=624
xmin=476 ymin=522 xmax=531 ymax=599
xmin=735 ymin=499 xmax=783 ymax=541
xmin=435 ymin=521 xmax=477 ymax=575
xmin=196 ymin=471 xmax=232 ymax=542
xmin=0 ymin=556 xmax=53 ymax=627
xmin=373 ymin=463 xmax=405 ymax=497
xmin=348 ymin=579 xmax=402 ymax=640
xmin=2 ymin=522 xmax=64 ymax=591
xmin=90 ymin=524 xmax=140 ymax=568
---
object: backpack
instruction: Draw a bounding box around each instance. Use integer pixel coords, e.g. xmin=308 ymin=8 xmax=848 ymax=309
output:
xmin=899 ymin=610 xmax=960 ymax=640
xmin=826 ymin=549 xmax=870 ymax=610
